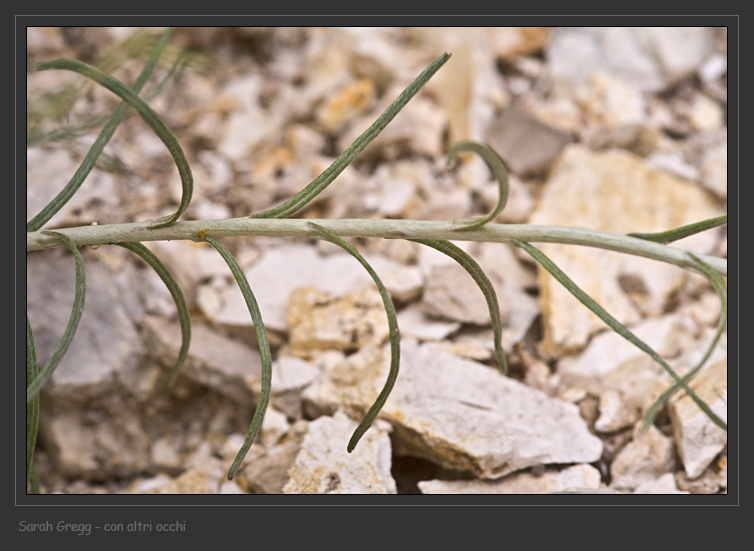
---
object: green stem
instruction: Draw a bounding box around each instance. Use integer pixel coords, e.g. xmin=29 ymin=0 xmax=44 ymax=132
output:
xmin=26 ymin=219 xmax=727 ymax=277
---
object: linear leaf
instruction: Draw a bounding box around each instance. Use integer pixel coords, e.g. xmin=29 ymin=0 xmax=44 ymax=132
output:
xmin=29 ymin=468 xmax=40 ymax=495
xmin=204 ymin=237 xmax=272 ymax=480
xmin=27 ymin=28 xmax=172 ymax=232
xmin=512 ymin=239 xmax=726 ymax=431
xmin=410 ymin=238 xmax=507 ymax=373
xmin=116 ymin=241 xmax=190 ymax=386
xmin=628 ymin=214 xmax=727 ymax=244
xmin=36 ymin=51 xmax=193 ymax=230
xmin=250 ymin=53 xmax=451 ymax=220
xmin=447 ymin=141 xmax=510 ymax=231
xmin=308 ymin=223 xmax=401 ymax=452
xmin=26 ymin=317 xmax=40 ymax=489
xmin=27 ymin=232 xmax=86 ymax=403
xmin=640 ymin=253 xmax=728 ymax=431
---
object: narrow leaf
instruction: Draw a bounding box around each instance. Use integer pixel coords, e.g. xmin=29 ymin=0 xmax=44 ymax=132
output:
xmin=36 ymin=51 xmax=193 ymax=229
xmin=447 ymin=141 xmax=510 ymax=231
xmin=27 ymin=28 xmax=172 ymax=232
xmin=410 ymin=239 xmax=507 ymax=373
xmin=29 ymin=468 xmax=40 ymax=495
xmin=204 ymin=237 xmax=272 ymax=480
xmin=640 ymin=253 xmax=728 ymax=431
xmin=26 ymin=317 xmax=40 ymax=489
xmin=250 ymin=53 xmax=451 ymax=220
xmin=27 ymin=232 xmax=86 ymax=403
xmin=308 ymin=223 xmax=401 ymax=452
xmin=512 ymin=239 xmax=726 ymax=431
xmin=116 ymin=241 xmax=190 ymax=386
xmin=628 ymin=214 xmax=727 ymax=244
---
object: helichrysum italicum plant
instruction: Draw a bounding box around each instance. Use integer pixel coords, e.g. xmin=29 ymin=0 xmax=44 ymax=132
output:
xmin=26 ymin=28 xmax=727 ymax=492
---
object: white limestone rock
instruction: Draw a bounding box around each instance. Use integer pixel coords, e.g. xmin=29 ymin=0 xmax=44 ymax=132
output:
xmin=609 ymin=424 xmax=676 ymax=492
xmin=283 ymin=410 xmax=396 ymax=494
xmin=270 ymin=355 xmax=321 ymax=418
xmin=546 ymin=27 xmax=717 ymax=93
xmin=556 ymin=314 xmax=688 ymax=405
xmin=421 ymin=260 xmax=508 ymax=326
xmin=197 ymin=244 xmax=410 ymax=332
xmin=303 ymin=339 xmax=603 ymax=479
xmin=419 ymin=464 xmax=602 ymax=494
xmin=27 ymin=147 xmax=121 ymax=229
xmin=594 ymin=389 xmax=639 ymax=433
xmin=633 ymin=472 xmax=689 ymax=494
xmin=396 ymin=304 xmax=461 ymax=342
xmin=27 ymin=250 xmax=148 ymax=402
xmin=235 ymin=420 xmax=309 ymax=494
xmin=286 ymin=286 xmax=390 ymax=359
xmin=668 ymin=359 xmax=727 ymax=479
xmin=699 ymin=138 xmax=727 ymax=200
xmin=528 ymin=145 xmax=723 ymax=354
xmin=141 ymin=317 xmax=261 ymax=404
xmin=215 ymin=74 xmax=283 ymax=162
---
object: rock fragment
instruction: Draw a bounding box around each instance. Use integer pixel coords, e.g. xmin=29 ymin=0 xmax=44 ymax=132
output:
xmin=609 ymin=424 xmax=676 ymax=492
xmin=668 ymin=359 xmax=727 ymax=479
xmin=304 ymin=340 xmax=603 ymax=479
xmin=283 ymin=410 xmax=396 ymax=494
xmin=418 ymin=464 xmax=602 ymax=494
xmin=528 ymin=145 xmax=723 ymax=354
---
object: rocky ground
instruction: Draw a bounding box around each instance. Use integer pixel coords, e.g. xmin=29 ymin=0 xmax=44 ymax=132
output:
xmin=26 ymin=26 xmax=728 ymax=495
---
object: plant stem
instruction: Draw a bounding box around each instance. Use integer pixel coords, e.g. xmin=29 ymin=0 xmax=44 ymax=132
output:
xmin=26 ymin=218 xmax=727 ymax=277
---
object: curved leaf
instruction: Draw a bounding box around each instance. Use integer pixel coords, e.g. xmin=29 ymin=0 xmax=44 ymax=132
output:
xmin=308 ymin=223 xmax=400 ymax=452
xmin=411 ymin=238 xmax=507 ymax=373
xmin=204 ymin=237 xmax=272 ymax=480
xmin=628 ymin=214 xmax=727 ymax=244
xmin=116 ymin=241 xmax=190 ymax=386
xmin=36 ymin=51 xmax=193 ymax=229
xmin=27 ymin=28 xmax=172 ymax=232
xmin=27 ymin=232 xmax=86 ymax=403
xmin=640 ymin=252 xmax=728 ymax=431
xmin=447 ymin=141 xmax=510 ymax=231
xmin=250 ymin=53 xmax=451 ymax=220
xmin=26 ymin=317 xmax=40 ymax=489
xmin=512 ymin=239 xmax=726 ymax=431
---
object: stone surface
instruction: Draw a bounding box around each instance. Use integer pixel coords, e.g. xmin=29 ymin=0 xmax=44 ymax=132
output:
xmin=283 ymin=410 xmax=396 ymax=494
xmin=556 ymin=314 xmax=688 ymax=406
xmin=699 ymin=138 xmax=727 ymax=200
xmin=269 ymin=355 xmax=321 ymax=419
xmin=287 ymin=286 xmax=390 ymax=359
xmin=141 ymin=317 xmax=261 ymax=404
xmin=421 ymin=261 xmax=507 ymax=326
xmin=609 ymin=424 xmax=677 ymax=492
xmin=418 ymin=464 xmax=602 ymax=494
xmin=27 ymin=147 xmax=122 ymax=229
xmin=485 ymin=104 xmax=573 ymax=177
xmin=528 ymin=145 xmax=723 ymax=354
xmin=27 ymin=249 xmax=148 ymax=402
xmin=198 ymin=244 xmax=410 ymax=332
xmin=396 ymin=304 xmax=461 ymax=342
xmin=669 ymin=359 xmax=727 ymax=479
xmin=546 ymin=27 xmax=717 ymax=93
xmin=594 ymin=389 xmax=639 ymax=433
xmin=236 ymin=420 xmax=308 ymax=494
xmin=304 ymin=340 xmax=603 ymax=479
xmin=633 ymin=472 xmax=689 ymax=494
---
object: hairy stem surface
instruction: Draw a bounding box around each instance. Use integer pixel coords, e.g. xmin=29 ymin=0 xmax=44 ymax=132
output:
xmin=27 ymin=218 xmax=727 ymax=277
